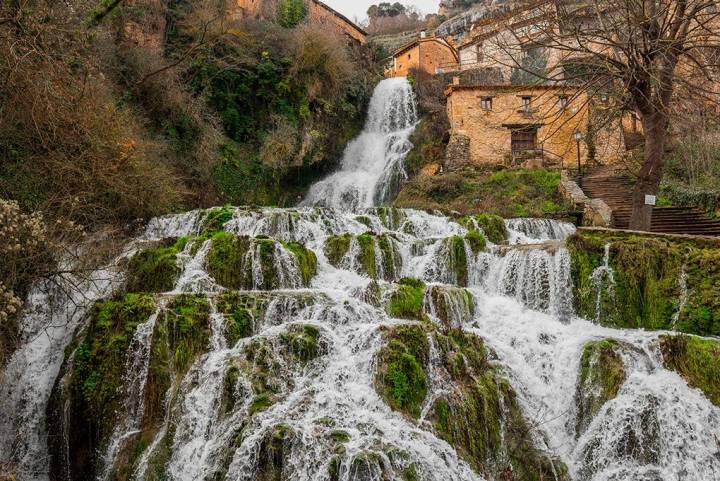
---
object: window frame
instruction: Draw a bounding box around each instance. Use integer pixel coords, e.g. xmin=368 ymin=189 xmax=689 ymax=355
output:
xmin=480 ymin=96 xmax=493 ymax=111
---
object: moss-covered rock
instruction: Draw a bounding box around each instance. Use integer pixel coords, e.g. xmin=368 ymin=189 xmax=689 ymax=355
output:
xmin=659 ymin=334 xmax=720 ymax=406
xmin=463 ymin=229 xmax=487 ymax=255
xmin=429 ymin=329 xmax=567 ymax=481
xmin=325 ymin=233 xmax=402 ymax=280
xmin=444 ymin=236 xmax=470 ymax=286
xmin=126 ymin=238 xmax=188 ymax=293
xmin=164 ymin=294 xmax=211 ymax=375
xmin=56 ymin=294 xmax=156 ymax=480
xmin=207 ymin=232 xmax=316 ymax=289
xmin=575 ymin=339 xmax=627 ymax=436
xmin=460 ymin=213 xmax=508 ymax=244
xmin=375 ymin=325 xmax=429 ymax=419
xmin=568 ymin=230 xmax=720 ymax=336
xmin=255 ymin=424 xmax=296 ymax=481
xmin=385 ymin=278 xmax=427 ymax=321
xmin=200 ymin=206 xmax=234 ymax=235
xmin=423 ymin=285 xmax=474 ymax=329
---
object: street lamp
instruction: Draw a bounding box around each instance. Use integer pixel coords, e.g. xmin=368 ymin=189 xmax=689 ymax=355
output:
xmin=574 ymin=130 xmax=583 ymax=179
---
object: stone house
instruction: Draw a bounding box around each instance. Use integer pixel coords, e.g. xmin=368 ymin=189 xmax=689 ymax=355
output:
xmin=385 ymin=34 xmax=459 ymax=77
xmin=235 ymin=0 xmax=367 ymax=44
xmin=444 ymin=81 xmax=625 ymax=167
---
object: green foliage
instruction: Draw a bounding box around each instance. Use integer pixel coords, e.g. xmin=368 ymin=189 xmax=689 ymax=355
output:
xmin=376 ymin=325 xmax=429 ymax=418
xmin=386 ymin=278 xmax=427 ymax=320
xmin=464 ymin=229 xmax=487 ymax=255
xmin=126 ymin=237 xmax=188 ymax=293
xmin=395 ymin=168 xmax=570 ymax=217
xmin=568 ymin=230 xmax=720 ymax=335
xmin=660 ymin=334 xmax=720 ymax=406
xmin=277 ymin=0 xmax=308 ymax=28
xmin=575 ymin=339 xmax=626 ymax=435
xmin=72 ymin=294 xmax=156 ymax=441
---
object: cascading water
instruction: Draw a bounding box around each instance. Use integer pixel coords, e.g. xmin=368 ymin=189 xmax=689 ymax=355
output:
xmin=301 ymin=77 xmax=418 ymax=210
xmin=1 ymin=78 xmax=718 ymax=481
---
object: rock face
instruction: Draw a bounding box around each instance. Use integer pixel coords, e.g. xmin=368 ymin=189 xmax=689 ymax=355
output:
xmin=445 ymin=132 xmax=471 ymax=170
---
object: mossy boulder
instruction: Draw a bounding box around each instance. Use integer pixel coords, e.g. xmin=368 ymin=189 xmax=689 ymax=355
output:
xmin=324 ymin=233 xmax=402 ymax=280
xmin=207 ymin=232 xmax=316 ymax=289
xmin=385 ymin=278 xmax=427 ymax=321
xmin=126 ymin=238 xmax=188 ymax=293
xmin=460 ymin=213 xmax=508 ymax=244
xmin=444 ymin=236 xmax=471 ymax=286
xmin=568 ymin=230 xmax=720 ymax=335
xmin=375 ymin=325 xmax=429 ymax=419
xmin=659 ymin=334 xmax=720 ymax=406
xmin=163 ymin=294 xmax=212 ymax=375
xmin=254 ymin=424 xmax=296 ymax=481
xmin=200 ymin=206 xmax=234 ymax=235
xmin=423 ymin=285 xmax=474 ymax=329
xmin=575 ymin=339 xmax=627 ymax=436
xmin=429 ymin=329 xmax=567 ymax=481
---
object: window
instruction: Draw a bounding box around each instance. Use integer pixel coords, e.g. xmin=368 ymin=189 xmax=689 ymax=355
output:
xmin=408 ymin=54 xmax=412 ymax=59
xmin=558 ymin=95 xmax=568 ymax=109
xmin=521 ymin=96 xmax=532 ymax=112
xmin=476 ymin=45 xmax=484 ymax=62
xmin=481 ymin=97 xmax=493 ymax=111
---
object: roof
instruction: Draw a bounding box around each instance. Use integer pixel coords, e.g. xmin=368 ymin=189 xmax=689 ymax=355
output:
xmin=312 ymin=0 xmax=368 ymax=36
xmin=391 ymin=36 xmax=459 ymax=61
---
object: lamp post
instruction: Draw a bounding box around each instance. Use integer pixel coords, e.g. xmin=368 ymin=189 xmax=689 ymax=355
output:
xmin=574 ymin=130 xmax=583 ymax=180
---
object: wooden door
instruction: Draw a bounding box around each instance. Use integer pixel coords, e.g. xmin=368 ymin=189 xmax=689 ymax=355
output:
xmin=511 ymin=130 xmax=537 ymax=152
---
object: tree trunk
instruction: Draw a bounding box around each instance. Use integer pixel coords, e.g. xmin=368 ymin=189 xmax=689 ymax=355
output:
xmin=629 ymin=112 xmax=668 ymax=231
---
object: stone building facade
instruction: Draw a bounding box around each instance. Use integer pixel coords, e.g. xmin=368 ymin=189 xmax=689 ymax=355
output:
xmin=234 ymin=0 xmax=367 ymax=44
xmin=445 ymin=82 xmax=625 ymax=167
xmin=386 ymin=35 xmax=459 ymax=77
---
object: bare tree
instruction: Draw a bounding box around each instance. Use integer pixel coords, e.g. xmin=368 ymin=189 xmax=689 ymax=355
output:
xmin=480 ymin=0 xmax=720 ymax=230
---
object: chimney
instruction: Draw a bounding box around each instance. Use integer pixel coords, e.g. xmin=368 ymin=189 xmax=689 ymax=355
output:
xmin=420 ymin=31 xmax=427 ymax=38
xmin=453 ymin=77 xmax=461 ymax=85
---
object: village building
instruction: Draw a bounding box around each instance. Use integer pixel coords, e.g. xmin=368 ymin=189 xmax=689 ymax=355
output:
xmin=385 ymin=34 xmax=459 ymax=77
xmin=444 ymin=81 xmax=626 ymax=167
xmin=235 ymin=0 xmax=367 ymax=44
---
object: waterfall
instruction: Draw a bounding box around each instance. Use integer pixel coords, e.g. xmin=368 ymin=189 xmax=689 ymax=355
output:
xmin=2 ymin=77 xmax=719 ymax=481
xmin=590 ymin=243 xmax=616 ymax=324
xmin=301 ymin=77 xmax=418 ymax=210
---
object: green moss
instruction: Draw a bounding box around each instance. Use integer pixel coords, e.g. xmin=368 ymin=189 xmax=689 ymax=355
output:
xmin=255 ymin=424 xmax=296 ymax=481
xmin=446 ymin=236 xmax=469 ymax=286
xmin=249 ymin=393 xmax=273 ymax=415
xmin=660 ymin=334 xmax=720 ymax=406
xmin=325 ymin=234 xmax=352 ymax=265
xmin=424 ymin=285 xmax=474 ymax=328
xmin=460 ymin=214 xmax=508 ymax=244
xmin=126 ymin=237 xmax=188 ymax=293
xmin=72 ymin=294 xmax=156 ymax=443
xmin=568 ymin=230 xmax=720 ymax=335
xmin=223 ymin=365 xmax=240 ymax=414
xmin=280 ymin=324 xmax=321 ymax=364
xmin=386 ymin=278 xmax=427 ymax=321
xmin=164 ymin=294 xmax=211 ymax=375
xmin=575 ymin=339 xmax=626 ymax=435
xmin=201 ymin=206 xmax=234 ymax=235
xmin=463 ymin=229 xmax=487 ymax=254
xmin=428 ymin=329 xmax=566 ymax=481
xmin=282 ymin=241 xmax=317 ymax=285
xmin=208 ymin=233 xmax=316 ymax=289
xmin=330 ymin=430 xmax=351 ymax=443
xmin=376 ymin=325 xmax=429 ymax=419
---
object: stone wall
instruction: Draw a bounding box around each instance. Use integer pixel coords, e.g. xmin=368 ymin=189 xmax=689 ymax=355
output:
xmin=389 ymin=38 xmax=458 ymax=77
xmin=445 ymin=132 xmax=471 ymax=170
xmin=445 ymin=84 xmax=625 ymax=166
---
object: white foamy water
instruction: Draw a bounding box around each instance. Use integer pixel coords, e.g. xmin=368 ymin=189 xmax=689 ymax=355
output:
xmin=2 ymin=77 xmax=718 ymax=481
xmin=301 ymin=77 xmax=418 ymax=210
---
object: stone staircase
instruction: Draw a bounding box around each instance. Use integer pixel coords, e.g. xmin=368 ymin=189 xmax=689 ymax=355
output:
xmin=580 ymin=166 xmax=720 ymax=236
